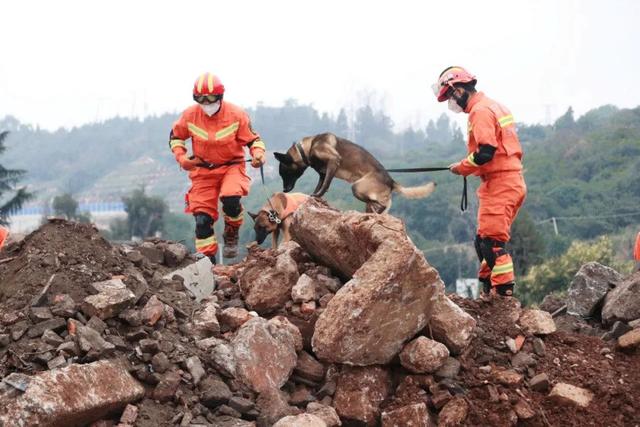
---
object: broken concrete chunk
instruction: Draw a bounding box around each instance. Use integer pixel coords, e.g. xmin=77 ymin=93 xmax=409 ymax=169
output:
xmin=0 ymin=360 xmax=144 ymax=426
xmin=307 ymin=402 xmax=341 ymax=427
xmin=438 ymin=396 xmax=469 ymax=427
xmin=518 ymin=309 xmax=556 ymax=335
xmin=428 ymin=293 xmax=476 ymax=355
xmin=89 ymin=278 xmax=127 ymax=294
xmin=138 ymin=242 xmax=165 ymax=264
xmin=333 ymin=365 xmax=391 ymax=426
xmin=381 ymin=402 xmax=432 ymax=427
xmin=529 ymin=373 xmax=550 ymax=392
xmin=232 ymin=317 xmax=297 ymax=393
xmin=617 ymin=328 xmax=640 ymax=350
xmin=164 ymin=242 xmax=188 ymax=267
xmin=164 ymin=257 xmax=215 ymax=303
xmin=294 ymin=351 xmax=326 ymax=383
xmin=81 ymin=287 xmax=136 ymax=320
xmin=219 ymin=307 xmax=252 ymax=331
xmin=567 ymin=262 xmax=622 ymax=317
xmin=152 ymin=371 xmax=181 ymax=402
xmin=186 ymin=356 xmax=206 ymax=386
xmin=549 ymin=383 xmax=594 ymax=408
xmin=602 ymin=271 xmax=640 ymax=325
xmin=292 ymin=274 xmax=317 ymax=303
xmin=50 ymin=294 xmax=77 ymax=318
xmin=141 ymin=295 xmax=165 ymax=326
xmin=273 ymin=413 xmax=327 ymax=427
xmin=238 ymin=244 xmax=301 ymax=314
xmin=199 ymin=375 xmax=232 ymax=408
xmin=27 ymin=317 xmax=66 ymax=338
xmin=399 ymin=336 xmax=449 ymax=374
xmin=193 ymin=300 xmax=220 ymax=337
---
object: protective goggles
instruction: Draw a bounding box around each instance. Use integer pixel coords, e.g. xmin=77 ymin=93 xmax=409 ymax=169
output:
xmin=431 ymin=81 xmax=454 ymax=99
xmin=193 ymin=94 xmax=222 ymax=104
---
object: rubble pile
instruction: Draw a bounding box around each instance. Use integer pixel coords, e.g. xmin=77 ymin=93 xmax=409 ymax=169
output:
xmin=0 ymin=202 xmax=639 ymax=426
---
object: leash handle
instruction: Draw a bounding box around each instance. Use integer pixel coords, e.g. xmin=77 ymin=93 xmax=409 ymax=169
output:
xmin=460 ymin=176 xmax=468 ymax=212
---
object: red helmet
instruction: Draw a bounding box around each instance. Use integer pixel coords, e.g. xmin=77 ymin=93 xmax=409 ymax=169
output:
xmin=193 ymin=72 xmax=225 ymax=97
xmin=432 ymin=66 xmax=476 ymax=102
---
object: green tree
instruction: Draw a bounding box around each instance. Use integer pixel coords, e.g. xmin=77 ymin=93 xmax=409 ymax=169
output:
xmin=122 ymin=188 xmax=167 ymax=239
xmin=0 ymin=131 xmax=32 ymax=225
xmin=510 ymin=210 xmax=546 ymax=275
xmin=52 ymin=193 xmax=79 ymax=219
xmin=519 ymin=236 xmax=633 ymax=304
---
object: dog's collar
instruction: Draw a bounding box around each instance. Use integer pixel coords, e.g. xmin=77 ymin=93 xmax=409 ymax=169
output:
xmin=295 ymin=141 xmax=310 ymax=166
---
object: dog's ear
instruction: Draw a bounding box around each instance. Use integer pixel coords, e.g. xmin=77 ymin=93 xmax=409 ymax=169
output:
xmin=274 ymin=152 xmax=293 ymax=165
xmin=248 ymin=211 xmax=258 ymax=221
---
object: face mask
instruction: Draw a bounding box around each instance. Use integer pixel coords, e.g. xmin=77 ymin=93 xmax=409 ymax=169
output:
xmin=201 ymin=101 xmax=221 ymax=116
xmin=448 ymin=98 xmax=463 ymax=113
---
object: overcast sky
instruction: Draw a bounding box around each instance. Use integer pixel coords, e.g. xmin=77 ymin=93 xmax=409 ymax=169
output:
xmin=1 ymin=0 xmax=639 ymax=131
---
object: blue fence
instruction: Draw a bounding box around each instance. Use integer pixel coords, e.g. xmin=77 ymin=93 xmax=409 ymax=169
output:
xmin=12 ymin=201 xmax=126 ymax=216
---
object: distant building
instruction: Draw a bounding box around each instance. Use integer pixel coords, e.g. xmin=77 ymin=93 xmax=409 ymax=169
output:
xmin=456 ymin=278 xmax=480 ymax=299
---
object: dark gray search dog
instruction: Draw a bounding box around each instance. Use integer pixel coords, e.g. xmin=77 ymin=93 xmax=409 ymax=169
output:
xmin=274 ymin=133 xmax=436 ymax=213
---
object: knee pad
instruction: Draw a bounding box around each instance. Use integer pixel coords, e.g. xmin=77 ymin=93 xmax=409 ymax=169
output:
xmin=478 ymin=237 xmax=506 ymax=269
xmin=221 ymin=196 xmax=242 ymax=217
xmin=194 ymin=213 xmax=214 ymax=239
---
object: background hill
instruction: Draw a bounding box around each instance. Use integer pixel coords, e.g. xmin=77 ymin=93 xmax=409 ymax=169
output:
xmin=2 ymin=101 xmax=639 ymax=302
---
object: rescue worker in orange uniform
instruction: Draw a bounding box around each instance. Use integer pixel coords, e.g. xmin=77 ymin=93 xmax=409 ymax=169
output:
xmin=634 ymin=231 xmax=640 ymax=271
xmin=0 ymin=226 xmax=8 ymax=250
xmin=169 ymin=73 xmax=266 ymax=263
xmin=433 ymin=66 xmax=527 ymax=296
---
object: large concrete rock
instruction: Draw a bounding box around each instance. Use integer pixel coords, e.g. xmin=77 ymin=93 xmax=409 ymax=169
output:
xmin=0 ymin=360 xmax=144 ymax=426
xmin=333 ymin=366 xmax=391 ymax=426
xmin=602 ymin=271 xmax=640 ymax=325
xmin=237 ymin=243 xmax=301 ymax=314
xmin=293 ymin=199 xmax=445 ymax=365
xmin=428 ymin=293 xmax=476 ymax=354
xmin=232 ymin=317 xmax=297 ymax=393
xmin=567 ymin=262 xmax=622 ymax=317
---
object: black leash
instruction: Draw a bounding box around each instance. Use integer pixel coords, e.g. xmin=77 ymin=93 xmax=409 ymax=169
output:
xmin=386 ymin=166 xmax=468 ymax=212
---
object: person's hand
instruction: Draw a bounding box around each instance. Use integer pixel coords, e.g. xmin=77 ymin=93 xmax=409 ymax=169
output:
xmin=448 ymin=162 xmax=462 ymax=175
xmin=251 ymin=150 xmax=266 ymax=168
xmin=178 ymin=154 xmax=202 ymax=171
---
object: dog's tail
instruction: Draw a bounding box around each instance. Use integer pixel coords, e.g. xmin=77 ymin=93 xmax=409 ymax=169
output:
xmin=393 ymin=181 xmax=437 ymax=199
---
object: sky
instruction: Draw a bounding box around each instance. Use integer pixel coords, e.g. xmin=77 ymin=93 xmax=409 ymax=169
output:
xmin=1 ymin=0 xmax=639 ymax=131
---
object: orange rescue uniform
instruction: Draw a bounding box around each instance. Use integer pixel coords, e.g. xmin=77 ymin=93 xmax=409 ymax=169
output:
xmin=0 ymin=226 xmax=8 ymax=250
xmin=452 ymin=92 xmax=527 ymax=289
xmin=170 ymin=102 xmax=265 ymax=256
xmin=634 ymin=232 xmax=640 ymax=262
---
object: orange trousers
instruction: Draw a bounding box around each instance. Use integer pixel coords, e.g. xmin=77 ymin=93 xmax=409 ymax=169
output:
xmin=476 ymin=172 xmax=526 ymax=288
xmin=634 ymin=232 xmax=640 ymax=262
xmin=185 ymin=164 xmax=251 ymax=256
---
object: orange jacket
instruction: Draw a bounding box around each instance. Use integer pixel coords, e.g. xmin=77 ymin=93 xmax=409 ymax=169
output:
xmin=280 ymin=193 xmax=309 ymax=219
xmin=0 ymin=226 xmax=8 ymax=250
xmin=170 ymin=102 xmax=265 ymax=166
xmin=454 ymin=92 xmax=523 ymax=177
xmin=634 ymin=232 xmax=640 ymax=261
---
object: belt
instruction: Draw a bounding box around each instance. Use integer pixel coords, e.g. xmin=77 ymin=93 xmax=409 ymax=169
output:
xmin=480 ymin=170 xmax=522 ymax=181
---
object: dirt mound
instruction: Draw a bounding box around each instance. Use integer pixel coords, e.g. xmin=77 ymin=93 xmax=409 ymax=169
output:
xmin=454 ymin=295 xmax=640 ymax=426
xmin=1 ymin=217 xmax=639 ymax=427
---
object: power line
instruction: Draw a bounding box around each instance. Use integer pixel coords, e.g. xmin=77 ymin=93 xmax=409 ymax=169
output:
xmin=536 ymin=211 xmax=640 ymax=224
